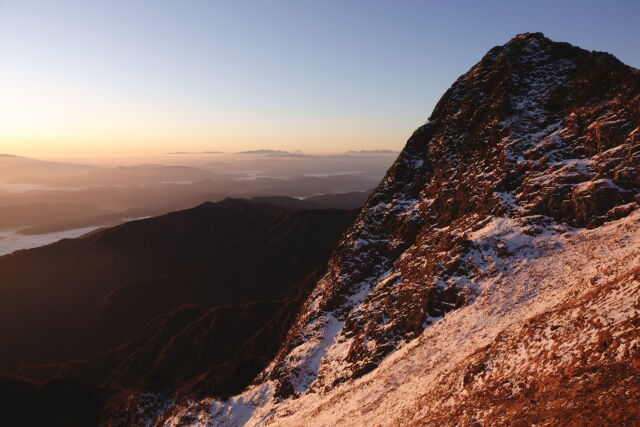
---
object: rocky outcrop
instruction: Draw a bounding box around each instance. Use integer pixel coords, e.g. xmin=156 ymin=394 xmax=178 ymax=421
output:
xmin=249 ymin=33 xmax=639 ymax=400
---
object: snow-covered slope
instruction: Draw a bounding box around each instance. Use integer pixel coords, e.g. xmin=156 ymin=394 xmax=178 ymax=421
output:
xmin=165 ymin=210 xmax=640 ymax=425
xmin=151 ymin=32 xmax=640 ymax=425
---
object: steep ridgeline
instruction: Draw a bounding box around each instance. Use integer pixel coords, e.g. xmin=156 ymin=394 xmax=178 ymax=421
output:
xmin=264 ymin=30 xmax=640 ymax=397
xmin=161 ymin=33 xmax=640 ymax=425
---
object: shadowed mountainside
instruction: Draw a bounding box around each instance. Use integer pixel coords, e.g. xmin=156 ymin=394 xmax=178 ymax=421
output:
xmin=0 ymin=198 xmax=357 ymax=421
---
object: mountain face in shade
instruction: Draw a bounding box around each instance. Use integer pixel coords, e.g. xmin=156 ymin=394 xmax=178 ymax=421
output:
xmin=155 ymin=33 xmax=640 ymax=425
xmin=0 ymin=199 xmax=356 ymax=402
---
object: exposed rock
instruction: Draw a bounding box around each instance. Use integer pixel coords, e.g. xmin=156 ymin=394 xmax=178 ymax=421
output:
xmin=253 ymin=33 xmax=639 ymax=399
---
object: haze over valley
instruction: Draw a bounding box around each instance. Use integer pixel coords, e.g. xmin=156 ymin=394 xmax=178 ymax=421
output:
xmin=0 ymin=150 xmax=394 ymax=254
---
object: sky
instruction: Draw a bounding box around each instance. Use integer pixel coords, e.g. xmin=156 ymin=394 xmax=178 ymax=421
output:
xmin=0 ymin=0 xmax=638 ymax=157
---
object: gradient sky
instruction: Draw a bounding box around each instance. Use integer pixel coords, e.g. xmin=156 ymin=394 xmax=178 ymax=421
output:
xmin=0 ymin=0 xmax=639 ymax=157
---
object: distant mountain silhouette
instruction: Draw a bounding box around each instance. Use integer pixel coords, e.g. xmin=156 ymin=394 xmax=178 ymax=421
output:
xmin=345 ymin=149 xmax=398 ymax=154
xmin=0 ymin=154 xmax=97 ymax=181
xmin=167 ymin=151 xmax=225 ymax=154
xmin=236 ymin=149 xmax=292 ymax=155
xmin=306 ymin=190 xmax=372 ymax=209
xmin=246 ymin=191 xmax=372 ymax=210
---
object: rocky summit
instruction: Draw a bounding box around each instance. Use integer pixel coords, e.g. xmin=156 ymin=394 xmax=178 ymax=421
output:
xmin=134 ymin=33 xmax=639 ymax=425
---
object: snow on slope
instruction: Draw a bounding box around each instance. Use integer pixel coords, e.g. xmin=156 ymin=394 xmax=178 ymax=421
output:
xmin=162 ymin=210 xmax=640 ymax=426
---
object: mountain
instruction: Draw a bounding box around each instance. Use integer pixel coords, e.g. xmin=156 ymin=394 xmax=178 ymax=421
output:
xmin=345 ymin=149 xmax=399 ymax=154
xmin=167 ymin=151 xmax=225 ymax=154
xmin=0 ymin=199 xmax=356 ymax=424
xmin=246 ymin=196 xmax=323 ymax=209
xmin=154 ymin=33 xmax=640 ymax=425
xmin=236 ymin=150 xmax=302 ymax=157
xmin=0 ymin=154 xmax=97 ymax=182
xmin=306 ymin=190 xmax=372 ymax=209
xmin=249 ymin=191 xmax=372 ymax=210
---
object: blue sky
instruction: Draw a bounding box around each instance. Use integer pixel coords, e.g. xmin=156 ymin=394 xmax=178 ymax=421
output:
xmin=0 ymin=0 xmax=638 ymax=156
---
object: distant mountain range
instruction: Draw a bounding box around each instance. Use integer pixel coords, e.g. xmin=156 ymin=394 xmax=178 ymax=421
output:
xmin=164 ymin=149 xmax=399 ymax=156
xmin=345 ymin=149 xmax=398 ymax=154
xmin=167 ymin=151 xmax=225 ymax=155
xmin=0 ymin=152 xmax=378 ymax=238
xmin=235 ymin=149 xmax=295 ymax=155
xmin=0 ymin=154 xmax=97 ymax=182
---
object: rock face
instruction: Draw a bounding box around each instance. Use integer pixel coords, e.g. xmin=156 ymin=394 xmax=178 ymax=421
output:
xmin=158 ymin=33 xmax=639 ymax=425
xmin=260 ymin=32 xmax=640 ymax=397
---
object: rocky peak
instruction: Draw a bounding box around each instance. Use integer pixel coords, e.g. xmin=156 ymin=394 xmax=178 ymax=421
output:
xmin=257 ymin=33 xmax=639 ymax=398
